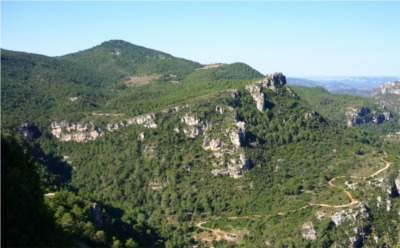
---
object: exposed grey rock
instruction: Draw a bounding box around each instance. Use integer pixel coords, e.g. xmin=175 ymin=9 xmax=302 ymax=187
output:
xmin=230 ymin=121 xmax=246 ymax=148
xmin=52 ymin=113 xmax=157 ymax=142
xmin=380 ymin=81 xmax=400 ymax=95
xmin=203 ymin=136 xmax=222 ymax=151
xmin=377 ymin=196 xmax=382 ymax=208
xmin=331 ymin=205 xmax=369 ymax=226
xmin=315 ymin=211 xmax=325 ymax=221
xmin=345 ymin=180 xmax=358 ymax=190
xmin=386 ymin=199 xmax=391 ymax=211
xmin=304 ymin=111 xmax=316 ymax=119
xmin=245 ymin=73 xmax=286 ymax=112
xmin=246 ymin=84 xmax=265 ymax=112
xmin=301 ymin=221 xmax=316 ymax=241
xmin=183 ymin=123 xmax=208 ymax=138
xmin=395 ymin=178 xmax=400 ymax=193
xmin=383 ymin=112 xmax=393 ymax=120
xmin=346 ymin=107 xmax=391 ymax=126
xmin=227 ymin=153 xmax=249 ymax=178
xmin=332 ymin=210 xmax=353 ymax=226
xmin=181 ymin=114 xmax=200 ymax=126
xmin=51 ymin=121 xmax=103 ymax=142
xmin=215 ymin=105 xmax=226 ymax=114
xmin=228 ymin=89 xmax=239 ymax=98
xmin=212 ymin=153 xmax=249 ymax=179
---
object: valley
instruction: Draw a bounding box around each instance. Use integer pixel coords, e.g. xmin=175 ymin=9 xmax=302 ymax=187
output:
xmin=2 ymin=40 xmax=400 ymax=248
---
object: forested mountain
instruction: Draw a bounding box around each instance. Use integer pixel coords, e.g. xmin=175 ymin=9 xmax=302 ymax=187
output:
xmin=2 ymin=41 xmax=400 ymax=247
xmin=290 ymin=85 xmax=400 ymax=136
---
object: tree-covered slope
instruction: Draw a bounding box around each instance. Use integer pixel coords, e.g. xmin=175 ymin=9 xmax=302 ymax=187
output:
xmin=61 ymin=40 xmax=202 ymax=82
xmin=1 ymin=41 xmax=400 ymax=247
xmin=290 ymin=85 xmax=400 ymax=135
xmin=1 ymin=136 xmax=72 ymax=247
xmin=1 ymin=49 xmax=109 ymax=128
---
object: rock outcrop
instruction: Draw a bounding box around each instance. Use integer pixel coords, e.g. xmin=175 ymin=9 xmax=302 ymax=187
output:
xmin=202 ymin=136 xmax=222 ymax=151
xmin=246 ymin=84 xmax=266 ymax=112
xmin=180 ymin=114 xmax=209 ymax=139
xmin=229 ymin=121 xmax=246 ymax=148
xmin=107 ymin=113 xmax=157 ymax=131
xmin=52 ymin=113 xmax=157 ymax=142
xmin=211 ymin=153 xmax=249 ymax=179
xmin=246 ymin=73 xmax=286 ymax=112
xmin=51 ymin=121 xmax=103 ymax=142
xmin=346 ymin=107 xmax=391 ymax=127
xmin=301 ymin=221 xmax=316 ymax=241
xmin=380 ymin=81 xmax=400 ymax=95
xmin=331 ymin=205 xmax=369 ymax=226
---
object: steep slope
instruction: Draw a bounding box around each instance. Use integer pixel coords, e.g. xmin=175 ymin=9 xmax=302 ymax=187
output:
xmin=1 ymin=136 xmax=72 ymax=247
xmin=46 ymin=75 xmax=400 ymax=247
xmin=2 ymin=42 xmax=399 ymax=247
xmin=1 ymin=49 xmax=109 ymax=129
xmin=372 ymin=81 xmax=400 ymax=117
xmin=290 ymin=85 xmax=400 ymax=135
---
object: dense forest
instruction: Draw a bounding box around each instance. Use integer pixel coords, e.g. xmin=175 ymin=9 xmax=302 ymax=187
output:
xmin=2 ymin=40 xmax=399 ymax=247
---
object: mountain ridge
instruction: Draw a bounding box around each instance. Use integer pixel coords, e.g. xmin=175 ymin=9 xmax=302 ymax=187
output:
xmin=2 ymin=41 xmax=400 ymax=247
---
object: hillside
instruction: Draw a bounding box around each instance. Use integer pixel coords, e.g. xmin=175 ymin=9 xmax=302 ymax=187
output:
xmin=2 ymin=41 xmax=400 ymax=247
xmin=290 ymin=85 xmax=400 ymax=135
xmin=61 ymin=40 xmax=202 ymax=83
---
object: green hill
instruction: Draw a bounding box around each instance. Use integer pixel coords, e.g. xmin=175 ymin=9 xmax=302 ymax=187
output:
xmin=61 ymin=40 xmax=202 ymax=83
xmin=1 ymin=41 xmax=400 ymax=247
xmin=290 ymin=85 xmax=400 ymax=135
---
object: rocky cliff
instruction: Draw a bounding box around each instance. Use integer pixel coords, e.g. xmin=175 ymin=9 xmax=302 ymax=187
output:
xmin=379 ymin=81 xmax=400 ymax=95
xmin=346 ymin=107 xmax=392 ymax=127
xmin=51 ymin=113 xmax=157 ymax=142
xmin=246 ymin=73 xmax=286 ymax=112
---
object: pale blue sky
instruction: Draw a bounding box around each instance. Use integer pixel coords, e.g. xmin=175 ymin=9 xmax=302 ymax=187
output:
xmin=1 ymin=1 xmax=399 ymax=76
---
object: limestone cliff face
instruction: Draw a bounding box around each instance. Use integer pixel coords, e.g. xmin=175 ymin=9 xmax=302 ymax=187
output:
xmin=51 ymin=113 xmax=157 ymax=142
xmin=174 ymin=89 xmax=251 ymax=178
xmin=51 ymin=121 xmax=103 ymax=142
xmin=180 ymin=114 xmax=209 ymax=139
xmin=246 ymin=73 xmax=286 ymax=112
xmin=346 ymin=107 xmax=392 ymax=127
xmin=380 ymin=81 xmax=400 ymax=95
xmin=107 ymin=113 xmax=157 ymax=131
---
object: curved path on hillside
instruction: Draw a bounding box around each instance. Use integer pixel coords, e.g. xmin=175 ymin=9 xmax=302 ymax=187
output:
xmin=311 ymin=156 xmax=391 ymax=208
xmin=194 ymin=155 xmax=392 ymax=243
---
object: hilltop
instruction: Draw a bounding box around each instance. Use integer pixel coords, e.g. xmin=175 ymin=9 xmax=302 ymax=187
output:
xmin=1 ymin=41 xmax=399 ymax=247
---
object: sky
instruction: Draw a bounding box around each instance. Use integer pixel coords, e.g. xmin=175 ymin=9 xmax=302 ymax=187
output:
xmin=1 ymin=1 xmax=399 ymax=77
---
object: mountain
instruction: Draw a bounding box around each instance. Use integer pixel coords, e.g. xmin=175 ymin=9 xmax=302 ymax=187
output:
xmin=371 ymin=81 xmax=400 ymax=138
xmin=289 ymin=85 xmax=400 ymax=135
xmin=2 ymin=41 xmax=400 ymax=247
xmin=61 ymin=40 xmax=202 ymax=83
xmin=288 ymin=76 xmax=400 ymax=97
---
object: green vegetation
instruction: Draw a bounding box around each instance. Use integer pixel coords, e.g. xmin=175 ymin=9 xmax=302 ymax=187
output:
xmin=290 ymin=85 xmax=400 ymax=135
xmin=1 ymin=136 xmax=72 ymax=247
xmin=2 ymin=40 xmax=400 ymax=247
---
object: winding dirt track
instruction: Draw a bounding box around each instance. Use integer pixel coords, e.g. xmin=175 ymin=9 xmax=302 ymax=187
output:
xmin=194 ymin=155 xmax=392 ymax=243
xmin=311 ymin=156 xmax=391 ymax=208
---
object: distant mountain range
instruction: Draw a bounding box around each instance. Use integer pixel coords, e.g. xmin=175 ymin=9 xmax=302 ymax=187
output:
xmin=288 ymin=76 xmax=400 ymax=97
